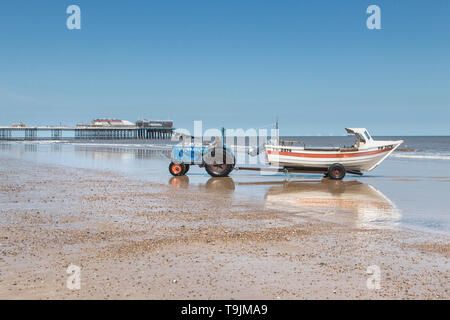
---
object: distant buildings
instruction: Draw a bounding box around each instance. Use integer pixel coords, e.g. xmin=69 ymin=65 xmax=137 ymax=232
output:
xmin=11 ymin=122 xmax=26 ymax=128
xmin=76 ymin=119 xmax=134 ymax=127
xmin=76 ymin=119 xmax=173 ymax=128
xmin=136 ymin=119 xmax=173 ymax=128
xmin=91 ymin=119 xmax=134 ymax=127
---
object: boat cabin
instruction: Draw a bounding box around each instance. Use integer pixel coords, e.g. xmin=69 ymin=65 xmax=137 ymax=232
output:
xmin=345 ymin=128 xmax=374 ymax=147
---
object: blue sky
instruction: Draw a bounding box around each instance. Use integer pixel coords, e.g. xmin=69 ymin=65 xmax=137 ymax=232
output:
xmin=0 ymin=0 xmax=449 ymax=135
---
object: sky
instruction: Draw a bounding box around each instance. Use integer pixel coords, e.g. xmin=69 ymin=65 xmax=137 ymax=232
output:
xmin=0 ymin=0 xmax=449 ymax=136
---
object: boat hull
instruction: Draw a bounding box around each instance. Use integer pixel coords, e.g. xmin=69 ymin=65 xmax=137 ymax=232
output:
xmin=266 ymin=141 xmax=402 ymax=172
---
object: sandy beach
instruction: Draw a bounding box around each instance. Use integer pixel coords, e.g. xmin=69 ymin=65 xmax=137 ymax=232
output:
xmin=0 ymin=156 xmax=448 ymax=299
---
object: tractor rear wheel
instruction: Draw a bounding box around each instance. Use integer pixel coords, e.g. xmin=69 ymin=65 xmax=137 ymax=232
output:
xmin=204 ymin=148 xmax=235 ymax=177
xmin=205 ymin=163 xmax=234 ymax=177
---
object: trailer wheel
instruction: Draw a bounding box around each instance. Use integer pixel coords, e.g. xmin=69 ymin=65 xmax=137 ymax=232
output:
xmin=182 ymin=164 xmax=190 ymax=175
xmin=328 ymin=163 xmax=346 ymax=180
xmin=169 ymin=162 xmax=186 ymax=176
xmin=204 ymin=148 xmax=235 ymax=177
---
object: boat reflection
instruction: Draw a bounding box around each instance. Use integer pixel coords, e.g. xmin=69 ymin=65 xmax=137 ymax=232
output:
xmin=264 ymin=180 xmax=401 ymax=229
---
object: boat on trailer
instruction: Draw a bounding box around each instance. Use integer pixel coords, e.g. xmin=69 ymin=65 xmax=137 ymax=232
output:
xmin=168 ymin=128 xmax=403 ymax=180
xmin=265 ymin=128 xmax=403 ymax=179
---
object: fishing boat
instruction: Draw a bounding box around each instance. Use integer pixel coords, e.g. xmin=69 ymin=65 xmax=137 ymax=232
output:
xmin=265 ymin=128 xmax=403 ymax=179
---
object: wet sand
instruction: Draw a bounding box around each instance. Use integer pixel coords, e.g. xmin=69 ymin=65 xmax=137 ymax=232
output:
xmin=0 ymin=158 xmax=448 ymax=299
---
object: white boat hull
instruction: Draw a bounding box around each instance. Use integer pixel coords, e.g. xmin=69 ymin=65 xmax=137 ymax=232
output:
xmin=266 ymin=140 xmax=402 ymax=172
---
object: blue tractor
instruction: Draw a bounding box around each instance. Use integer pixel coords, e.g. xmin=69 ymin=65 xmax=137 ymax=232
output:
xmin=169 ymin=137 xmax=235 ymax=177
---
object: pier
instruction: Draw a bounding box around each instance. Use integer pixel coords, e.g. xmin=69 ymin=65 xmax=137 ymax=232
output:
xmin=0 ymin=126 xmax=174 ymax=141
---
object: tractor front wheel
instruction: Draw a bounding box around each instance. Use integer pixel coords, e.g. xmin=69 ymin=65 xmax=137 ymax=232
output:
xmin=169 ymin=162 xmax=186 ymax=176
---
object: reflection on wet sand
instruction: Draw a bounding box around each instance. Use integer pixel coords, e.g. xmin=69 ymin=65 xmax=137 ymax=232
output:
xmin=265 ymin=180 xmax=401 ymax=229
xmin=168 ymin=175 xmax=401 ymax=230
xmin=74 ymin=145 xmax=171 ymax=160
xmin=169 ymin=176 xmax=236 ymax=193
xmin=25 ymin=144 xmax=37 ymax=152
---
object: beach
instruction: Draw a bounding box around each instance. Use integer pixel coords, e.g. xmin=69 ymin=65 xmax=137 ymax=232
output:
xmin=0 ymin=142 xmax=449 ymax=299
xmin=1 ymin=0 xmax=449 ymax=303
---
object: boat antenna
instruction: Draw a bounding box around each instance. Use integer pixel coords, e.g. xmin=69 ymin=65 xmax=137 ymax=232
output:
xmin=271 ymin=117 xmax=279 ymax=145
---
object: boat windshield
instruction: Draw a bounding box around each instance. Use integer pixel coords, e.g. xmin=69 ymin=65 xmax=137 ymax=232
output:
xmin=357 ymin=133 xmax=366 ymax=143
xmin=364 ymin=130 xmax=372 ymax=141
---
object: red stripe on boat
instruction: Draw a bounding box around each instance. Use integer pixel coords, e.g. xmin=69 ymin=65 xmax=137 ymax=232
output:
xmin=267 ymin=148 xmax=393 ymax=159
